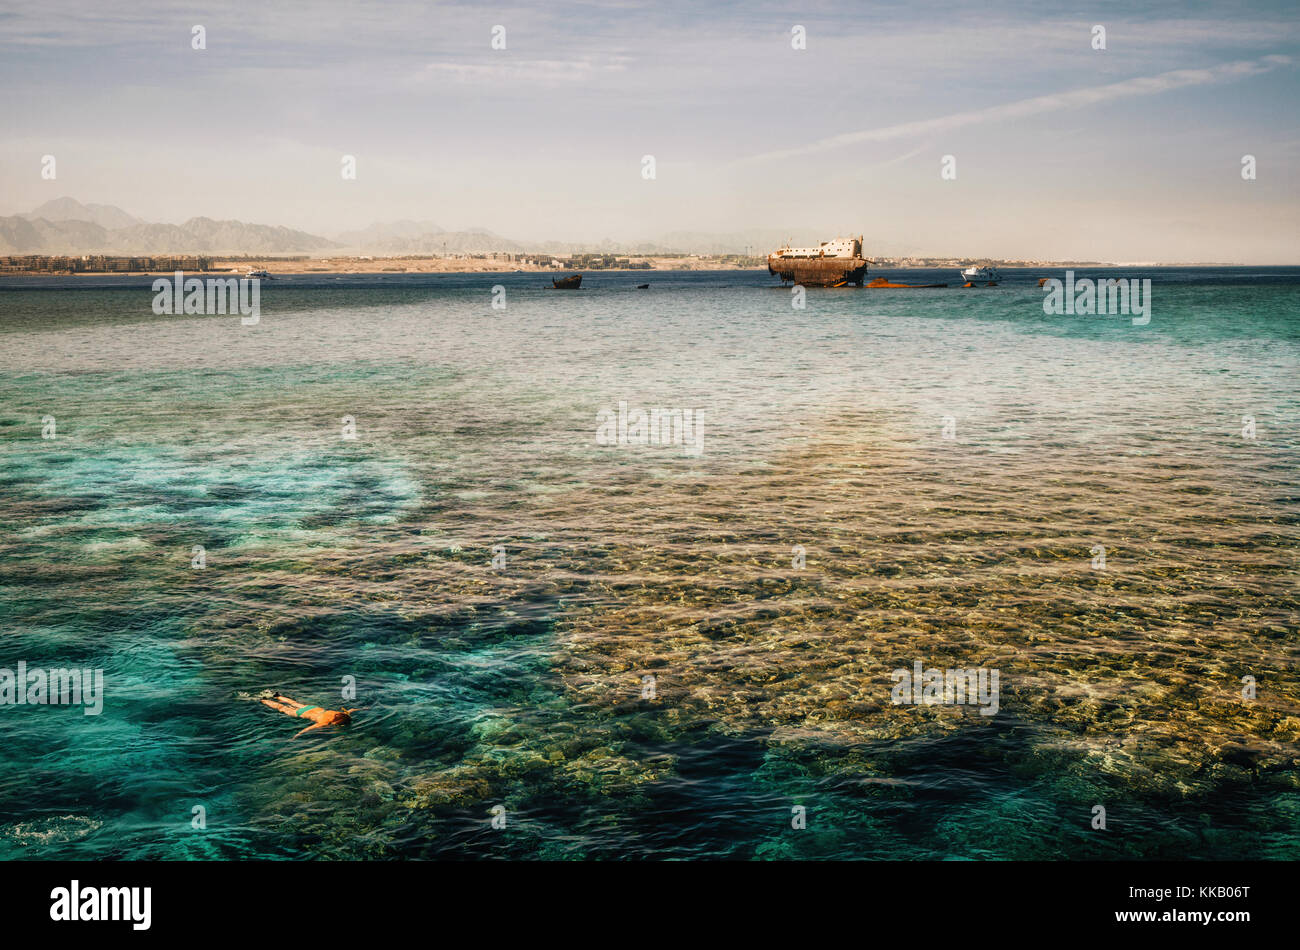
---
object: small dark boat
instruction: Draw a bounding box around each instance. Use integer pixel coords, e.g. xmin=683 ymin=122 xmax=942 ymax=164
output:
xmin=636 ymin=283 xmax=649 ymax=289
xmin=552 ymin=274 xmax=582 ymax=289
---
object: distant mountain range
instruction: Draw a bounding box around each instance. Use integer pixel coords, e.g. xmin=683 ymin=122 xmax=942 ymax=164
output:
xmin=0 ymin=199 xmax=541 ymax=256
xmin=20 ymin=196 xmax=143 ymax=231
xmin=1 ymin=198 xmax=337 ymax=255
xmin=333 ymin=221 xmax=530 ymax=256
xmin=0 ymin=197 xmax=837 ymax=257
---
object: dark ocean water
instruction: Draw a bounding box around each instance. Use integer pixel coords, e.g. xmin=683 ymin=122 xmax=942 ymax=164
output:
xmin=0 ymin=267 xmax=1296 ymax=859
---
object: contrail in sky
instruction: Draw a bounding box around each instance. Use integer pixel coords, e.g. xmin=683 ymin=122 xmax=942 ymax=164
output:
xmin=735 ymin=55 xmax=1292 ymax=165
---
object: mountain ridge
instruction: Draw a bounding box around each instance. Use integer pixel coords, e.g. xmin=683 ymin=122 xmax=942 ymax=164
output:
xmin=1 ymin=198 xmax=338 ymax=255
xmin=3 ymin=197 xmax=862 ymax=257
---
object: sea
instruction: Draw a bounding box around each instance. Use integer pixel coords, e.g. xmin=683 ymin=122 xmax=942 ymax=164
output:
xmin=0 ymin=266 xmax=1296 ymax=859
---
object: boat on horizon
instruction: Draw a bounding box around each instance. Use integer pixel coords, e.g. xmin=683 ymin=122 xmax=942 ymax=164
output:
xmin=245 ymin=268 xmax=271 ymax=279
xmin=959 ymin=264 xmax=998 ymax=287
xmin=552 ymin=274 xmax=582 ymax=289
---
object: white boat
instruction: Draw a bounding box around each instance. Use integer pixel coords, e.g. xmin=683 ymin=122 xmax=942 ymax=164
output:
xmin=960 ymin=264 xmax=998 ymax=285
xmin=245 ymin=268 xmax=270 ymax=279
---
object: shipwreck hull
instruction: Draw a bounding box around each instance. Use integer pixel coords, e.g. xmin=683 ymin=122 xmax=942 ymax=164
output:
xmin=767 ymin=256 xmax=869 ymax=287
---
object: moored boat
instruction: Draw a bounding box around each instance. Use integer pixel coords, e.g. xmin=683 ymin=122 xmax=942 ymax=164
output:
xmin=552 ymin=274 xmax=582 ymax=289
xmin=959 ymin=264 xmax=998 ymax=286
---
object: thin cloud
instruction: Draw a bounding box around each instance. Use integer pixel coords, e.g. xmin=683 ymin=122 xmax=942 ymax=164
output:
xmin=735 ymin=55 xmax=1294 ymax=165
xmin=415 ymin=57 xmax=629 ymax=85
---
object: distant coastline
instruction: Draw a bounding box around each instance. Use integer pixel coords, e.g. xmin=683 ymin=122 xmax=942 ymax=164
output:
xmin=0 ymin=253 xmax=1253 ymax=277
xmin=2 ymin=199 xmax=1272 ymax=274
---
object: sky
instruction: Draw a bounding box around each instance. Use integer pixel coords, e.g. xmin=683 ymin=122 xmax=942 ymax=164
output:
xmin=1 ymin=0 xmax=1297 ymax=261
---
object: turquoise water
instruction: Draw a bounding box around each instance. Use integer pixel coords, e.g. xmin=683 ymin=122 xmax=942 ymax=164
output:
xmin=0 ymin=268 xmax=1297 ymax=859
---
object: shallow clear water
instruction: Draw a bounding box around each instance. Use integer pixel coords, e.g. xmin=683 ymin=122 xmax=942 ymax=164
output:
xmin=0 ymin=268 xmax=1296 ymax=859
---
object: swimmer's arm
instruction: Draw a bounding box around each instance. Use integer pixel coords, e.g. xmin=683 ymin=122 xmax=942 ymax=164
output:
xmin=293 ymin=723 xmax=326 ymax=738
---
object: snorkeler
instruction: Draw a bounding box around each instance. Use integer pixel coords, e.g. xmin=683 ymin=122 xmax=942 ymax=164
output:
xmin=258 ymin=692 xmax=356 ymax=738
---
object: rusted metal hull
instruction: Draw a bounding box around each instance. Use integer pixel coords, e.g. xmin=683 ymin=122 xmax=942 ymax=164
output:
xmin=767 ymin=256 xmax=868 ymax=287
xmin=552 ymin=274 xmax=582 ymax=289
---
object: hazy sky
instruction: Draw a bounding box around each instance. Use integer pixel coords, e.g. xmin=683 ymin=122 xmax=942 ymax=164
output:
xmin=2 ymin=0 xmax=1297 ymax=260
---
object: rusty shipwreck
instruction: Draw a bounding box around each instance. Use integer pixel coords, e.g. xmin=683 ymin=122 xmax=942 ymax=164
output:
xmin=767 ymin=235 xmax=869 ymax=287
